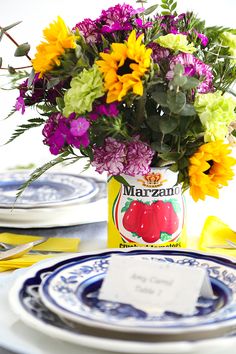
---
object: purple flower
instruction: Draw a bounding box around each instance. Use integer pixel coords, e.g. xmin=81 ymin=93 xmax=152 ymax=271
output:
xmin=92 ymin=137 xmax=127 ymax=175
xmin=166 ymin=53 xmax=213 ymax=93
xmin=17 ymin=73 xmax=66 ymax=109
xmin=148 ymin=42 xmax=170 ymax=63
xmin=92 ymin=137 xmax=154 ymax=176
xmin=42 ymin=113 xmax=90 ymax=155
xmin=15 ymin=96 xmax=25 ymax=114
xmin=99 ymin=4 xmax=135 ymax=33
xmin=70 ymin=117 xmax=90 ymax=137
xmin=125 ymin=140 xmax=155 ymax=176
xmin=73 ymin=18 xmax=100 ymax=43
xmin=196 ymin=32 xmax=209 ymax=47
xmin=89 ymin=102 xmax=119 ymax=120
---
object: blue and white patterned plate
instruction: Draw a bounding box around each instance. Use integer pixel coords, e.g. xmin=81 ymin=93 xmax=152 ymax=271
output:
xmin=0 ymin=171 xmax=98 ymax=208
xmin=38 ymin=248 xmax=236 ymax=335
xmin=9 ymin=249 xmax=236 ymax=352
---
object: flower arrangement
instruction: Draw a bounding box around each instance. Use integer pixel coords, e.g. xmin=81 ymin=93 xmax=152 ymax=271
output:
xmin=2 ymin=0 xmax=236 ymax=201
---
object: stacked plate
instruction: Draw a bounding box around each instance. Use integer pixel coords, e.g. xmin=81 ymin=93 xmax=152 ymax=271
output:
xmin=0 ymin=171 xmax=107 ymax=227
xmin=9 ymin=248 xmax=236 ymax=353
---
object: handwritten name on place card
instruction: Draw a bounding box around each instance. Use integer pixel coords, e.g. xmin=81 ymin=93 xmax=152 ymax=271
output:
xmin=98 ymin=255 xmax=214 ymax=315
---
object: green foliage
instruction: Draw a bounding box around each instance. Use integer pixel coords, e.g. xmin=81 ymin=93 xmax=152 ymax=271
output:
xmin=14 ymin=43 xmax=30 ymax=57
xmin=6 ymin=118 xmax=46 ymax=144
xmin=160 ymin=0 xmax=177 ymax=15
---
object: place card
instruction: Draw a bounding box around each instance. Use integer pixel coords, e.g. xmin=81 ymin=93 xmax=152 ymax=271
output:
xmin=98 ymin=255 xmax=214 ymax=315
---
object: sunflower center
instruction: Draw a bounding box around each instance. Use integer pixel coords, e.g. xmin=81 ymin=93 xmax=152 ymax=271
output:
xmin=117 ymin=58 xmax=136 ymax=76
xmin=204 ymin=160 xmax=214 ymax=175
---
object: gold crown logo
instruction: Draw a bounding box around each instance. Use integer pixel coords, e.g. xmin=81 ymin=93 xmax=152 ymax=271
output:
xmin=138 ymin=172 xmax=166 ymax=188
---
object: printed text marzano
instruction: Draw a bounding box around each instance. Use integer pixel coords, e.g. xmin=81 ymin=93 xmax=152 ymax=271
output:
xmin=123 ymin=185 xmax=181 ymax=197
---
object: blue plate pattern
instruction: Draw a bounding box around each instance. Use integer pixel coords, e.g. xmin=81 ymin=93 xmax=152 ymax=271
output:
xmin=0 ymin=172 xmax=98 ymax=208
xmin=38 ymin=249 xmax=236 ymax=334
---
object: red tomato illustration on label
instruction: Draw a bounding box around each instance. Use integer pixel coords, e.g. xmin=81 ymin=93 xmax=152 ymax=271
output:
xmin=122 ymin=200 xmax=145 ymax=233
xmin=122 ymin=200 xmax=179 ymax=243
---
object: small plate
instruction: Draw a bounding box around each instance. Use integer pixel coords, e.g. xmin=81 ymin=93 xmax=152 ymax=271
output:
xmin=0 ymin=171 xmax=98 ymax=209
xmin=9 ymin=249 xmax=236 ymax=353
xmin=39 ymin=249 xmax=236 ymax=335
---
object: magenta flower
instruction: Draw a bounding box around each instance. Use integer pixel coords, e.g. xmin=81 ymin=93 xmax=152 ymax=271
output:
xmin=196 ymin=32 xmax=208 ymax=47
xmin=99 ymin=4 xmax=135 ymax=33
xmin=43 ymin=113 xmax=90 ymax=155
xmin=70 ymin=117 xmax=90 ymax=137
xmin=89 ymin=102 xmax=119 ymax=120
xmin=15 ymin=96 xmax=25 ymax=114
xmin=92 ymin=137 xmax=154 ymax=176
xmin=166 ymin=53 xmax=213 ymax=93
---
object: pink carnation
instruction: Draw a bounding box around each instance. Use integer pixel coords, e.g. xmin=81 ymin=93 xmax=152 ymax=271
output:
xmin=166 ymin=53 xmax=213 ymax=93
xmin=92 ymin=137 xmax=154 ymax=176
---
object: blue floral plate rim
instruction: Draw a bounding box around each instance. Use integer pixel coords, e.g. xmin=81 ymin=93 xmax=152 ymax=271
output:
xmin=0 ymin=171 xmax=99 ymax=209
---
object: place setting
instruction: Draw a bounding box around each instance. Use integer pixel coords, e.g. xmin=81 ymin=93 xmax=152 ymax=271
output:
xmin=6 ymin=247 xmax=236 ymax=354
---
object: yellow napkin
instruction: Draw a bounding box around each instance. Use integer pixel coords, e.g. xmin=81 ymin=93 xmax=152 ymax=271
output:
xmin=0 ymin=233 xmax=80 ymax=272
xmin=196 ymin=216 xmax=236 ymax=258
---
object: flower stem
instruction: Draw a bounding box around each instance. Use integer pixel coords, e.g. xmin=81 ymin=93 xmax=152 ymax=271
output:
xmin=0 ymin=26 xmax=31 ymax=61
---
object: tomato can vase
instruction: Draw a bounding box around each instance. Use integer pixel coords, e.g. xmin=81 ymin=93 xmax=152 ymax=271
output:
xmin=107 ymin=167 xmax=187 ymax=248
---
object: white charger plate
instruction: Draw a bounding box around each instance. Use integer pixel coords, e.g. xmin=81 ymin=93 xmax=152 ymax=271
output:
xmin=8 ymin=249 xmax=236 ymax=353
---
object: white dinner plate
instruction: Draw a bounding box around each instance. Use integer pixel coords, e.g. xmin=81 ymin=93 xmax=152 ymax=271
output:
xmin=8 ymin=249 xmax=236 ymax=353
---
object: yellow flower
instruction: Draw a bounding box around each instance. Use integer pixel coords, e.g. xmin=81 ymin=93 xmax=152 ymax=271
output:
xmin=32 ymin=16 xmax=76 ymax=77
xmin=156 ymin=34 xmax=196 ymax=53
xmin=189 ymin=141 xmax=236 ymax=202
xmin=96 ymin=30 xmax=152 ymax=103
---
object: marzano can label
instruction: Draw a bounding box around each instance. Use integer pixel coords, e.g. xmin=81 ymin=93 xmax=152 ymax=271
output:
xmin=107 ymin=168 xmax=186 ymax=248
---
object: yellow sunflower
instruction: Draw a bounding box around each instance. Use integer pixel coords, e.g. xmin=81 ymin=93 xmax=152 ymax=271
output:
xmin=32 ymin=16 xmax=76 ymax=78
xmin=96 ymin=30 xmax=152 ymax=103
xmin=189 ymin=141 xmax=236 ymax=202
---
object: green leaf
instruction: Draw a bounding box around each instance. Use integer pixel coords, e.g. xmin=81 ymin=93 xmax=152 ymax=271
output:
xmin=113 ymin=175 xmax=130 ymax=187
xmin=167 ymin=91 xmax=186 ymax=114
xmin=147 ymin=115 xmax=161 ymax=132
xmin=159 ymin=117 xmax=178 ymax=134
xmin=159 ymin=152 xmax=182 ymax=161
xmin=14 ymin=43 xmax=30 ymax=57
xmin=46 ymin=77 xmax=61 ymax=89
xmin=8 ymin=66 xmax=16 ymax=74
xmin=151 ymin=87 xmax=168 ymax=106
xmin=182 ymin=77 xmax=199 ymax=90
xmin=173 ymin=75 xmax=187 ymax=87
xmin=5 ymin=118 xmax=45 ymax=144
xmin=2 ymin=21 xmax=22 ymax=32
xmin=15 ymin=152 xmax=74 ymax=201
xmin=174 ymin=64 xmax=184 ymax=76
xmin=144 ymin=4 xmax=158 ymax=15
xmin=0 ymin=57 xmax=2 ymax=68
xmin=151 ymin=141 xmax=171 ymax=152
xmin=179 ymin=104 xmax=196 ymax=116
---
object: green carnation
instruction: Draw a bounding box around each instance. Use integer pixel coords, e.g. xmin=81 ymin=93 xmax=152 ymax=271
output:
xmin=221 ymin=31 xmax=236 ymax=62
xmin=155 ymin=34 xmax=196 ymax=53
xmin=194 ymin=91 xmax=236 ymax=142
xmin=63 ymin=64 xmax=104 ymax=116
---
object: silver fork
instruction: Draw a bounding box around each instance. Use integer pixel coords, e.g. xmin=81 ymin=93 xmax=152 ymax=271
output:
xmin=0 ymin=237 xmax=49 ymax=261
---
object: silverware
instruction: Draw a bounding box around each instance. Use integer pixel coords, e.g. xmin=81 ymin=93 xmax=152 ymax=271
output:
xmin=0 ymin=238 xmax=48 ymax=261
xmin=206 ymin=240 xmax=236 ymax=249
